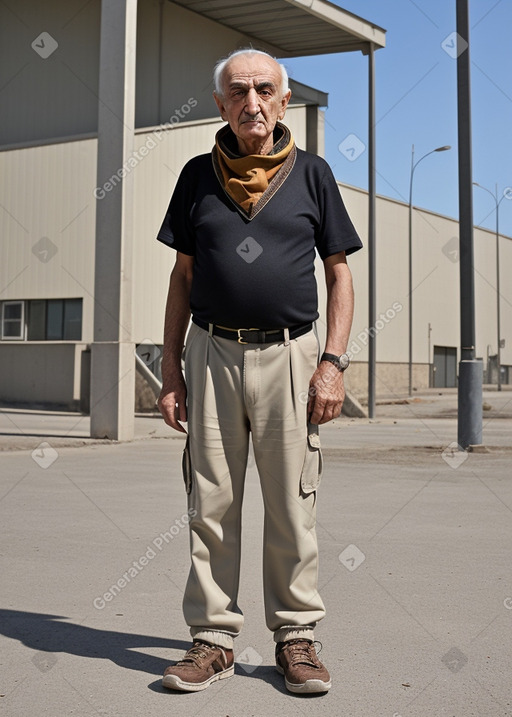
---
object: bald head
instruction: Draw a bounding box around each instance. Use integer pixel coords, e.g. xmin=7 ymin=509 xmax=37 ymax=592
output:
xmin=213 ymin=49 xmax=289 ymax=99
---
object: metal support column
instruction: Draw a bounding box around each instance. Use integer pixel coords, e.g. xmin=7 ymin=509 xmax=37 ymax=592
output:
xmin=90 ymin=0 xmax=138 ymax=440
xmin=367 ymin=43 xmax=376 ymax=418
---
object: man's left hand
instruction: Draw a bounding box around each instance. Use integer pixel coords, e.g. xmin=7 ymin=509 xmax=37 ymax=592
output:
xmin=308 ymin=361 xmax=345 ymax=425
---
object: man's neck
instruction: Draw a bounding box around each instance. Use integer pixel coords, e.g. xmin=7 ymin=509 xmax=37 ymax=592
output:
xmin=236 ymin=135 xmax=274 ymax=156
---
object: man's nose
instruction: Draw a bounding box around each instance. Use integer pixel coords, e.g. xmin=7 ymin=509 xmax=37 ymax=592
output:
xmin=245 ymin=88 xmax=260 ymax=115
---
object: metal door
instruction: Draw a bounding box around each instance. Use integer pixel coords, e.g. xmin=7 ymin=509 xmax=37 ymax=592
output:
xmin=433 ymin=346 xmax=457 ymax=387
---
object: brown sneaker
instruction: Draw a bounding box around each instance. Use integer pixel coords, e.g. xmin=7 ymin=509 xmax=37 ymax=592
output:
xmin=275 ymin=639 xmax=331 ymax=694
xmin=162 ymin=640 xmax=234 ymax=692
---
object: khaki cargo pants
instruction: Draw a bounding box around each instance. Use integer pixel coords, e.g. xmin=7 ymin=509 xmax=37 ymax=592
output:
xmin=181 ymin=322 xmax=326 ymax=649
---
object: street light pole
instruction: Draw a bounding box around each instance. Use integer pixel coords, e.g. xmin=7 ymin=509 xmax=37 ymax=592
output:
xmin=456 ymin=0 xmax=482 ymax=450
xmin=473 ymin=181 xmax=505 ymax=391
xmin=408 ymin=144 xmax=451 ymax=396
xmin=496 ymin=184 xmax=502 ymax=392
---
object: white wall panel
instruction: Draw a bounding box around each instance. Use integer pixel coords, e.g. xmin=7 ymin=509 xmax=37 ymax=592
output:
xmin=497 ymin=236 xmax=512 ymax=366
xmin=0 ymin=139 xmax=97 ymax=341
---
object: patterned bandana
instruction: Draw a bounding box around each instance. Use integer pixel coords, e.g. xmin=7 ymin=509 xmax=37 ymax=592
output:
xmin=212 ymin=122 xmax=295 ymax=216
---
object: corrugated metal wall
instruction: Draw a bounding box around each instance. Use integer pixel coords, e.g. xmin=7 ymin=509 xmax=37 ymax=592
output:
xmin=339 ymin=183 xmax=512 ymax=368
xmin=0 ymin=139 xmax=97 ymax=341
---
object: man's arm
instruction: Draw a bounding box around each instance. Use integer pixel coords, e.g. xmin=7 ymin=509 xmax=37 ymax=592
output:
xmin=308 ymin=251 xmax=354 ymax=425
xmin=157 ymin=252 xmax=194 ymax=433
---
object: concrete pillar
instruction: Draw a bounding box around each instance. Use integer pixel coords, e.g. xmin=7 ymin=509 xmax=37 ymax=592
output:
xmin=90 ymin=0 xmax=138 ymax=440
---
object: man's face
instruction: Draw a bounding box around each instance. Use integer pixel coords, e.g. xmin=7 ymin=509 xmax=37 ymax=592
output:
xmin=214 ymin=54 xmax=291 ymax=155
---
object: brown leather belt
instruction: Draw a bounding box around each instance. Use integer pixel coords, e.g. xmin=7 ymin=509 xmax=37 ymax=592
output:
xmin=192 ymin=317 xmax=312 ymax=345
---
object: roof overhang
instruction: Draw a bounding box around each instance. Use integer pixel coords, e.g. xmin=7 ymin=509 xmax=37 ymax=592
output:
xmin=288 ymin=78 xmax=328 ymax=106
xmin=170 ymin=0 xmax=386 ymax=57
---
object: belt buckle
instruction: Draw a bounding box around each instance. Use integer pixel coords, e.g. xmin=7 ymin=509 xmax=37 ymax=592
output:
xmin=237 ymin=328 xmax=259 ymax=344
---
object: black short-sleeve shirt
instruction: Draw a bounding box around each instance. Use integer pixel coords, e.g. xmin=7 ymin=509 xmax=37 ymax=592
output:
xmin=157 ymin=147 xmax=362 ymax=328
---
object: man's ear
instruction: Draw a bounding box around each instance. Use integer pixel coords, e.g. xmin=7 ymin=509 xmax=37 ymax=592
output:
xmin=278 ymin=90 xmax=292 ymax=120
xmin=213 ymin=92 xmax=227 ymax=120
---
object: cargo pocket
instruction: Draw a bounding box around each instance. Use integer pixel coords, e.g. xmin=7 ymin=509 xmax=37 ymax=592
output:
xmin=300 ymin=427 xmax=323 ymax=495
xmin=182 ymin=437 xmax=192 ymax=495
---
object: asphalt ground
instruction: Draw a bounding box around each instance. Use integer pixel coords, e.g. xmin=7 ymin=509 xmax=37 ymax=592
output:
xmin=0 ymin=389 xmax=511 ymax=716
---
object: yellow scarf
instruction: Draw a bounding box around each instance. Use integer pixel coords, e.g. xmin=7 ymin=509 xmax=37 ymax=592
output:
xmin=213 ymin=123 xmax=295 ymax=214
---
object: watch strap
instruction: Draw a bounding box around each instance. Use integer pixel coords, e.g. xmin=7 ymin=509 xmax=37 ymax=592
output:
xmin=321 ymin=352 xmax=349 ymax=372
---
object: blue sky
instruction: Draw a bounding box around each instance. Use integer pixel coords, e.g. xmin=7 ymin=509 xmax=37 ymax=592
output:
xmin=285 ymin=0 xmax=512 ymax=237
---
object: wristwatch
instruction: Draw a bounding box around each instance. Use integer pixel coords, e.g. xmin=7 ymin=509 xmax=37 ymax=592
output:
xmin=320 ymin=352 xmax=350 ymax=372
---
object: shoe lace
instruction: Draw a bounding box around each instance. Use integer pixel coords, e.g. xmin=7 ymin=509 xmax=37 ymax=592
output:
xmin=284 ymin=639 xmax=319 ymax=667
xmin=177 ymin=641 xmax=215 ymax=666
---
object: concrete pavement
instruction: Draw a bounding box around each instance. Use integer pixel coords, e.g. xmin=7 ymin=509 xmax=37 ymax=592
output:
xmin=0 ymin=390 xmax=511 ymax=716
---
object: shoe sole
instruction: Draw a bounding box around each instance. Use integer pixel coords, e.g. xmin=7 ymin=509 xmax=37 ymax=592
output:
xmin=276 ymin=665 xmax=331 ymax=694
xmin=162 ymin=664 xmax=234 ymax=692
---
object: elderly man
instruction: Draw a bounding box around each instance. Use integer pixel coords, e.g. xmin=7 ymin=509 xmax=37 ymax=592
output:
xmin=157 ymin=48 xmax=362 ymax=695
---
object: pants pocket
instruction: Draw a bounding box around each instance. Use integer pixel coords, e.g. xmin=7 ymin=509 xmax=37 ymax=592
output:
xmin=300 ymin=426 xmax=323 ymax=495
xmin=182 ymin=437 xmax=192 ymax=495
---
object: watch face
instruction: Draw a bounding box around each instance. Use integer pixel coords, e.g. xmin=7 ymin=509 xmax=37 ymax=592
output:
xmin=338 ymin=353 xmax=350 ymax=370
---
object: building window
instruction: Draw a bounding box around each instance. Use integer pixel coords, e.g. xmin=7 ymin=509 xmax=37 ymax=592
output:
xmin=47 ymin=300 xmax=64 ymax=340
xmin=1 ymin=299 xmax=82 ymax=341
xmin=26 ymin=300 xmax=46 ymax=340
xmin=1 ymin=301 xmax=25 ymax=339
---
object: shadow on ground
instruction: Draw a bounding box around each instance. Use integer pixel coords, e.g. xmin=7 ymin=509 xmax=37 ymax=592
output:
xmin=0 ymin=609 xmax=187 ymax=677
xmin=1 ymin=609 xmax=321 ymax=696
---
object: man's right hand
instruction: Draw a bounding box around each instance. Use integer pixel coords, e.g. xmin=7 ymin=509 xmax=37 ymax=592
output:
xmin=158 ymin=375 xmax=188 ymax=433
xmin=158 ymin=253 xmax=193 ymax=433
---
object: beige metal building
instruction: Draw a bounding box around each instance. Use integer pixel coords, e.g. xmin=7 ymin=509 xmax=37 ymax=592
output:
xmin=0 ymin=1 xmax=509 ymax=436
xmin=338 ymin=184 xmax=512 ymax=398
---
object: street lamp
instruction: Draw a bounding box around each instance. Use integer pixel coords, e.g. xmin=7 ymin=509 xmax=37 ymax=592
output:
xmin=473 ymin=182 xmax=507 ymax=391
xmin=408 ymin=144 xmax=451 ymax=396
